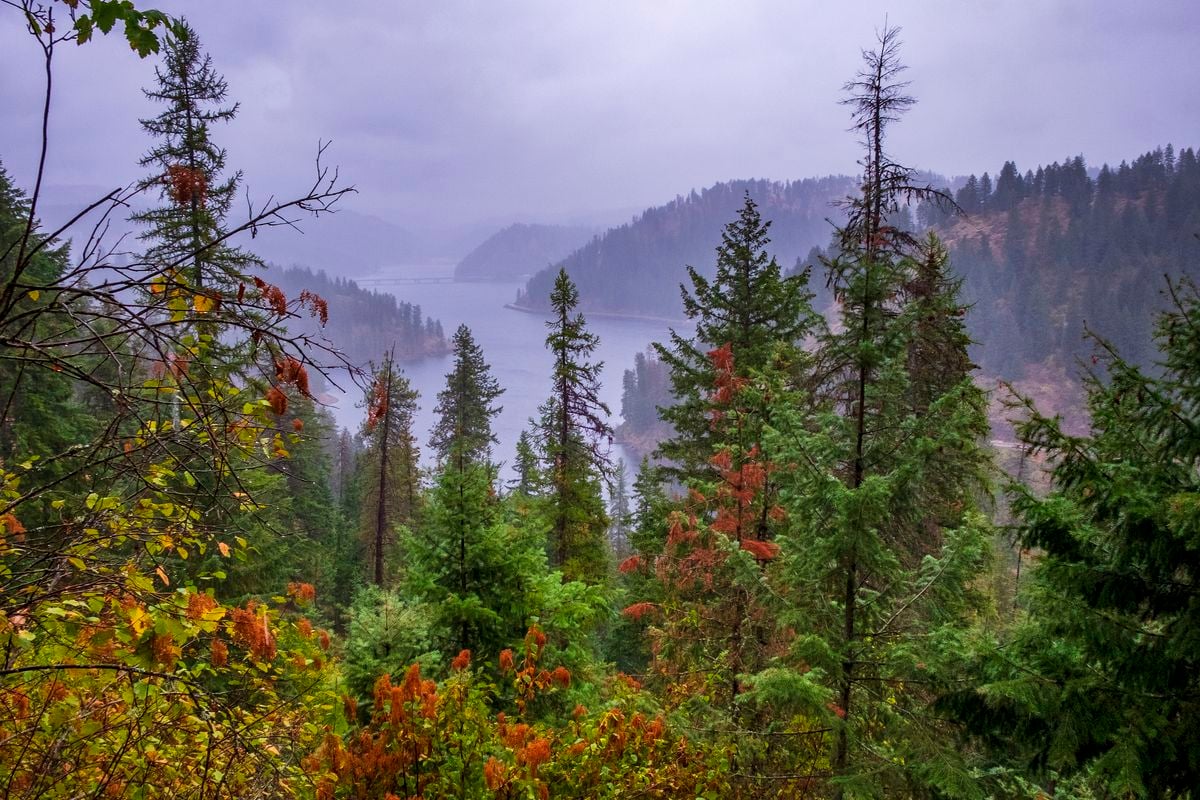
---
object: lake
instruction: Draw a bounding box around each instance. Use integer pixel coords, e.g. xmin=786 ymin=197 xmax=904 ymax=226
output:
xmin=323 ymin=264 xmax=690 ymax=483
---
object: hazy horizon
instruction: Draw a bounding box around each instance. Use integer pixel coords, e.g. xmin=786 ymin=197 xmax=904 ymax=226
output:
xmin=3 ymin=1 xmax=1197 ymax=243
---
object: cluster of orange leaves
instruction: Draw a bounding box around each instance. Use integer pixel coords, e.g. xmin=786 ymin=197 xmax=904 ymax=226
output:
xmin=229 ymin=601 xmax=277 ymax=662
xmin=166 ymin=164 xmax=207 ymax=207
xmin=707 ymin=343 xmax=748 ymax=426
xmin=287 ymin=581 xmax=317 ymax=606
xmin=299 ymin=289 xmax=330 ymax=326
xmin=305 ymin=625 xmax=724 ymax=799
xmin=266 ymin=357 xmax=312 ymax=417
xmin=253 ymin=276 xmax=288 ymax=317
xmin=365 ymin=377 xmax=390 ymax=432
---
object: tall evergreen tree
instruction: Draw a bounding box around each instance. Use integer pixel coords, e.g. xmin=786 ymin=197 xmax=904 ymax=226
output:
xmin=132 ymin=21 xmax=253 ymax=294
xmin=0 ymin=163 xmax=96 ymax=516
xmin=756 ymin=27 xmax=992 ymax=797
xmin=359 ymin=351 xmax=420 ymax=585
xmin=511 ymin=429 xmax=542 ymax=497
xmin=607 ymin=459 xmax=632 ymax=558
xmin=429 ymin=325 xmax=503 ymax=468
xmin=654 ymin=192 xmax=818 ymax=484
xmin=403 ymin=460 xmax=544 ymax=661
xmin=538 ymin=268 xmax=612 ymax=583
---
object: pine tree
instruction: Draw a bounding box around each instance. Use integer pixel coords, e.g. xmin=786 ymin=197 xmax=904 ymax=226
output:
xmin=511 ymin=429 xmax=541 ymax=497
xmin=537 ymin=268 xmax=612 ymax=583
xmin=0 ymin=163 xmax=96 ymax=517
xmin=131 ymin=21 xmax=253 ymax=294
xmin=403 ymin=460 xmax=544 ymax=662
xmin=429 ymin=325 xmax=503 ymax=468
xmin=607 ymin=459 xmax=632 ymax=558
xmin=758 ymin=27 xmax=992 ymax=797
xmin=654 ymin=192 xmax=818 ymax=484
xmin=359 ymin=351 xmax=420 ymax=585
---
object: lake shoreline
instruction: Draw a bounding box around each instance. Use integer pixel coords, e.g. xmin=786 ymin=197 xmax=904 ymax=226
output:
xmin=504 ymin=302 xmax=689 ymax=326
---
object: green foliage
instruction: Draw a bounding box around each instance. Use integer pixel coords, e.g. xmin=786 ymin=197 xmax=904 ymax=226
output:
xmin=342 ymin=584 xmax=441 ymax=702
xmin=0 ymin=164 xmax=97 ymax=523
xmin=430 ymin=324 xmax=503 ymax=466
xmin=947 ymin=278 xmax=1200 ymax=797
xmin=654 ymin=191 xmax=818 ymax=482
xmin=132 ymin=21 xmax=255 ymax=295
xmin=70 ymin=1 xmax=183 ymax=56
xmin=402 ymin=461 xmax=547 ymax=665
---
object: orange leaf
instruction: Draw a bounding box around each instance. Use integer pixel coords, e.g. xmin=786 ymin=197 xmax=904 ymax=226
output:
xmin=218 ymin=541 xmax=230 ymax=557
xmin=155 ymin=565 xmax=170 ymax=586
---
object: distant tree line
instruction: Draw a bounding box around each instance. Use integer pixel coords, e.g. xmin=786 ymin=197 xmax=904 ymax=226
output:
xmin=515 ymin=177 xmax=853 ymax=318
xmin=920 ymin=145 xmax=1200 ymax=375
xmin=272 ymin=265 xmax=449 ymax=371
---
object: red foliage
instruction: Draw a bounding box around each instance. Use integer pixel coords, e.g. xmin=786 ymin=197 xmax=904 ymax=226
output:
xmin=166 ymin=164 xmax=207 ymax=207
xmin=519 ymin=736 xmax=552 ymax=776
xmin=287 ymin=582 xmax=316 ymax=606
xmin=275 ymin=357 xmax=311 ymax=397
xmin=299 ymin=289 xmax=330 ymax=326
xmin=186 ymin=591 xmax=217 ymax=621
xmin=365 ymin=378 xmax=389 ymax=432
xmin=451 ymin=649 xmax=471 ymax=671
xmin=210 ymin=638 xmax=228 ymax=668
xmin=740 ymin=539 xmax=781 ymax=561
xmin=617 ymin=554 xmax=645 ymax=574
xmin=266 ymin=386 xmax=288 ymax=416
xmin=483 ymin=757 xmax=508 ymax=791
xmin=707 ymin=343 xmax=749 ymax=416
xmin=151 ymin=633 xmax=179 ymax=665
xmin=498 ymin=648 xmax=515 ymax=673
xmin=1 ymin=513 xmax=25 ymax=542
xmin=621 ymin=602 xmax=658 ymax=622
xmin=253 ymin=279 xmax=288 ymax=316
xmin=230 ymin=602 xmax=276 ymax=662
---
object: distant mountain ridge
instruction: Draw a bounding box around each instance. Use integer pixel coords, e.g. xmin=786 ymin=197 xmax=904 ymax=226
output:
xmin=514 ymin=177 xmax=856 ymax=318
xmin=454 ymin=222 xmax=596 ymax=281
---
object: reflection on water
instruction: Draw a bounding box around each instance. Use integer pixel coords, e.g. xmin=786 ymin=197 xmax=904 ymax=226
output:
xmin=322 ymin=265 xmax=690 ymax=482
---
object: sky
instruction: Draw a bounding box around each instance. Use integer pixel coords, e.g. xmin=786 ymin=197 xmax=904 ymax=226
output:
xmin=2 ymin=0 xmax=1198 ymax=246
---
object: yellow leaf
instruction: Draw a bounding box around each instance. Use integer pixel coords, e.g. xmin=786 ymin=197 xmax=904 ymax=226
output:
xmin=128 ymin=606 xmax=149 ymax=636
xmin=193 ymin=293 xmax=215 ymax=313
xmin=218 ymin=541 xmax=230 ymax=557
xmin=155 ymin=565 xmax=170 ymax=586
xmin=68 ymin=556 xmax=85 ymax=570
xmin=26 ymin=290 xmax=39 ymax=301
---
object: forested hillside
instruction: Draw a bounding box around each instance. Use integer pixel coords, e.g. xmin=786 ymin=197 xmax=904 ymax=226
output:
xmin=515 ymin=177 xmax=854 ymax=317
xmin=273 ymin=266 xmax=450 ymax=368
xmin=929 ymin=146 xmax=1200 ymax=376
xmin=455 ymin=222 xmax=595 ymax=281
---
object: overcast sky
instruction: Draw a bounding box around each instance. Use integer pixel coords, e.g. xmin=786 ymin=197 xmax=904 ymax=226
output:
xmin=2 ymin=1 xmax=1197 ymax=236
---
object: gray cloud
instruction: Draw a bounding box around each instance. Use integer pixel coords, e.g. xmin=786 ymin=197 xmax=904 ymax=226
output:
xmin=2 ymin=0 xmax=1197 ymax=247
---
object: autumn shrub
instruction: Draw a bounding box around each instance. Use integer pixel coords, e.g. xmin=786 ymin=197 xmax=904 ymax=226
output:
xmin=308 ymin=626 xmax=730 ymax=799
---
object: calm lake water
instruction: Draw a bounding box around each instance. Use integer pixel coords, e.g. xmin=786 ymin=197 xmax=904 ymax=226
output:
xmin=324 ymin=264 xmax=689 ymax=482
